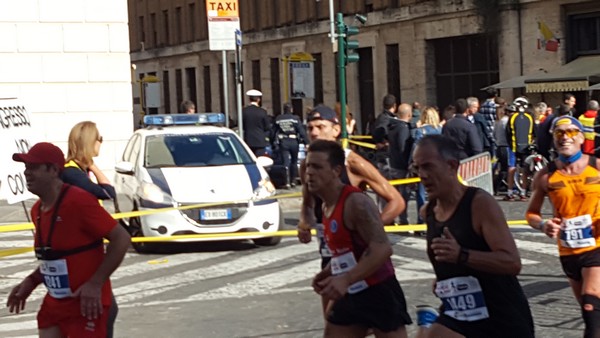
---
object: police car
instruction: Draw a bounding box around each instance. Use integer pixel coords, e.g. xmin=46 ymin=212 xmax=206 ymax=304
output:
xmin=113 ymin=113 xmax=282 ymax=252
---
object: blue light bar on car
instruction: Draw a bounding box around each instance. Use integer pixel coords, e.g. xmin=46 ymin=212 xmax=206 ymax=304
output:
xmin=143 ymin=113 xmax=226 ymax=126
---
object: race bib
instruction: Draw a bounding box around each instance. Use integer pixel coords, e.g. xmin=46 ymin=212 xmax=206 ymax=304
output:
xmin=435 ymin=276 xmax=489 ymax=322
xmin=315 ymin=223 xmax=332 ymax=258
xmin=39 ymin=259 xmax=72 ymax=299
xmin=330 ymin=251 xmax=368 ymax=294
xmin=560 ymin=215 xmax=595 ymax=249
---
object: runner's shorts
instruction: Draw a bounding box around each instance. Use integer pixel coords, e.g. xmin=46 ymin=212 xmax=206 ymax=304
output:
xmin=38 ymin=303 xmax=109 ymax=338
xmin=327 ymin=276 xmax=412 ymax=332
xmin=560 ymin=247 xmax=600 ymax=281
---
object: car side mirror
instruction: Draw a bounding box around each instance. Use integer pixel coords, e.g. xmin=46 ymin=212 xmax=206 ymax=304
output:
xmin=115 ymin=161 xmax=135 ymax=175
xmin=256 ymin=156 xmax=274 ymax=168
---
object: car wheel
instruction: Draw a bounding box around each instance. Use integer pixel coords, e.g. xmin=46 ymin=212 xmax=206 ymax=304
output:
xmin=128 ymin=207 xmax=154 ymax=254
xmin=252 ymin=207 xmax=283 ymax=246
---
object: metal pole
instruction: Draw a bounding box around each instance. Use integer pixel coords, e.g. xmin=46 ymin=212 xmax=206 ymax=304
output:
xmin=235 ymin=34 xmax=243 ymax=139
xmin=329 ymin=0 xmax=335 ymax=44
xmin=336 ymin=13 xmax=348 ymax=147
xmin=21 ymin=201 xmax=33 ymax=235
xmin=222 ymin=51 xmax=229 ymax=126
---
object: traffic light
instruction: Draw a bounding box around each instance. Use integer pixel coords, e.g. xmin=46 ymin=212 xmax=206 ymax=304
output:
xmin=344 ymin=25 xmax=360 ymax=64
xmin=336 ymin=14 xmax=365 ymax=65
xmin=335 ymin=13 xmax=367 ymax=141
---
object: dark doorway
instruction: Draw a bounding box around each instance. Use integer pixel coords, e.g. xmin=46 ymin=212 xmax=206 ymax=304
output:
xmin=358 ymin=47 xmax=374 ymax=133
xmin=185 ymin=67 xmax=197 ymax=109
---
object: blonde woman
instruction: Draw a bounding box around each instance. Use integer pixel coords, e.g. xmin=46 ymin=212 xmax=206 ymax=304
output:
xmin=62 ymin=121 xmax=118 ymax=338
xmin=63 ymin=121 xmax=115 ymax=200
xmin=412 ymin=107 xmax=442 ymax=224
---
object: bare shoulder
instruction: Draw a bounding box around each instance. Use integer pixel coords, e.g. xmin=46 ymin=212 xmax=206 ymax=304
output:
xmin=346 ymin=151 xmax=375 ymax=172
xmin=343 ymin=191 xmax=381 ymax=229
xmin=471 ymin=189 xmax=500 ymax=210
xmin=345 ymin=191 xmax=376 ymax=209
xmin=346 ymin=151 xmax=384 ymax=180
xmin=532 ymin=165 xmax=550 ymax=191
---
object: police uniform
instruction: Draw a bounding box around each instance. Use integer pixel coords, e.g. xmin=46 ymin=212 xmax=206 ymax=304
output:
xmin=272 ymin=110 xmax=307 ymax=186
xmin=242 ymin=89 xmax=271 ymax=156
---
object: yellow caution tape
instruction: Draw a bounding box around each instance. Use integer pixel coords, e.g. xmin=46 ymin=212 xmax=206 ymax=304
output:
xmin=0 ymin=220 xmax=536 ymax=258
xmin=0 ymin=247 xmax=34 ymax=258
xmin=388 ymin=177 xmax=421 ymax=186
xmin=348 ymin=139 xmax=377 ymax=149
xmin=147 ymin=259 xmax=169 ymax=264
xmin=0 ymin=223 xmax=34 ymax=232
xmin=349 ymin=135 xmax=373 ymax=140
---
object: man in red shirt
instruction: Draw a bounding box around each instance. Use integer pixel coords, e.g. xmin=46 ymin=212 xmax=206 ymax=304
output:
xmin=7 ymin=142 xmax=130 ymax=338
xmin=306 ymin=139 xmax=412 ymax=337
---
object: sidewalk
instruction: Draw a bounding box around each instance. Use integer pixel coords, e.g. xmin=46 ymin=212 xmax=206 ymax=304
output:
xmin=0 ymin=199 xmax=36 ymax=224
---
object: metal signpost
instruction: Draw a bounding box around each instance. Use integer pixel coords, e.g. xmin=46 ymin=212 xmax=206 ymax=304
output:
xmin=235 ymin=29 xmax=243 ymax=138
xmin=206 ymin=0 xmax=240 ymax=126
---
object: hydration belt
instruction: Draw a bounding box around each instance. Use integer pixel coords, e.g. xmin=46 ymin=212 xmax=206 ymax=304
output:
xmin=34 ymin=184 xmax=103 ymax=260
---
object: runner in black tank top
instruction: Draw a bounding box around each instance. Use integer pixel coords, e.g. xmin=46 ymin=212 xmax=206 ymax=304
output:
xmin=412 ymin=134 xmax=534 ymax=337
xmin=426 ymin=187 xmax=534 ymax=337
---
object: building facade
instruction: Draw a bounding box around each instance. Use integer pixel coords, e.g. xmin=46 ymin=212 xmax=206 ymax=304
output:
xmin=129 ymin=0 xmax=600 ymax=132
xmin=0 ymin=0 xmax=133 ymax=186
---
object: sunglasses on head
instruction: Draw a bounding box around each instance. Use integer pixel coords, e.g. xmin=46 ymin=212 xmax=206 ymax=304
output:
xmin=97 ymin=136 xmax=103 ymax=143
xmin=553 ymin=129 xmax=581 ymax=139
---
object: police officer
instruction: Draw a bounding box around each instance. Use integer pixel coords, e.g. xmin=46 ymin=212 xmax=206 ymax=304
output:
xmin=242 ymin=89 xmax=271 ymax=156
xmin=272 ymin=102 xmax=307 ymax=188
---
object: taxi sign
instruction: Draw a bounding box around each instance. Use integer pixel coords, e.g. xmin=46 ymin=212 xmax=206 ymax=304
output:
xmin=206 ymin=1 xmax=239 ymax=18
xmin=143 ymin=113 xmax=225 ymax=127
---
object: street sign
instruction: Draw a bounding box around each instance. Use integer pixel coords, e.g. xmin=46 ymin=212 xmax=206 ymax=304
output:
xmin=235 ymin=29 xmax=242 ymax=47
xmin=290 ymin=62 xmax=315 ymax=99
xmin=206 ymin=0 xmax=240 ymax=51
xmin=0 ymin=98 xmax=36 ymax=203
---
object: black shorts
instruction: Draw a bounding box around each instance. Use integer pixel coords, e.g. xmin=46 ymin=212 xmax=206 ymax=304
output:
xmin=327 ymin=277 xmax=412 ymax=332
xmin=560 ymin=247 xmax=600 ymax=281
xmin=436 ymin=313 xmax=534 ymax=338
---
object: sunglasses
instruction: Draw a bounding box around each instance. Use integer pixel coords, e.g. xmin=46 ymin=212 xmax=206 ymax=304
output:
xmin=97 ymin=136 xmax=103 ymax=143
xmin=553 ymin=129 xmax=581 ymax=139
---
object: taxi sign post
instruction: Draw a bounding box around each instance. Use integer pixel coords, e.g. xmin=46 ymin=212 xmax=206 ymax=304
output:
xmin=206 ymin=0 xmax=240 ymax=130
xmin=235 ymin=29 xmax=243 ymax=137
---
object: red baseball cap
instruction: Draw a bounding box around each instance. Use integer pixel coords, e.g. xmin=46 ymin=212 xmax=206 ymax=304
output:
xmin=12 ymin=142 xmax=65 ymax=171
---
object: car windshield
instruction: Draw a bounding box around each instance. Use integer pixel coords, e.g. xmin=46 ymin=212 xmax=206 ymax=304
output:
xmin=144 ymin=133 xmax=254 ymax=168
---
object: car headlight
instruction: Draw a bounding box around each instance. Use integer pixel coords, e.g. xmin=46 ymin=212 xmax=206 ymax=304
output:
xmin=253 ymin=177 xmax=276 ymax=201
xmin=137 ymin=182 xmax=176 ymax=207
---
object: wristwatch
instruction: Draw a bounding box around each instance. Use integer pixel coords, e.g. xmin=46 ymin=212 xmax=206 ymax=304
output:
xmin=457 ymin=247 xmax=470 ymax=264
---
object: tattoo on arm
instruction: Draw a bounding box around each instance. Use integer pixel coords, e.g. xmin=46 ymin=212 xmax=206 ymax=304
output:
xmin=346 ymin=194 xmax=389 ymax=245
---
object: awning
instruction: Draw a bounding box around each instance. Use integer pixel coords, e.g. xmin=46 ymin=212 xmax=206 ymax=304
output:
xmin=588 ymin=83 xmax=600 ymax=91
xmin=481 ymin=75 xmax=530 ymax=90
xmin=525 ymin=55 xmax=600 ymax=93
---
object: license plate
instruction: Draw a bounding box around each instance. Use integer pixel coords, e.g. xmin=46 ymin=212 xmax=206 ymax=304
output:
xmin=200 ymin=209 xmax=232 ymax=220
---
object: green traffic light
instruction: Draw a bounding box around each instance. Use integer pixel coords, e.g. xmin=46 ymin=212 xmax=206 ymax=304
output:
xmin=346 ymin=26 xmax=360 ymax=36
xmin=345 ymin=54 xmax=360 ymax=64
xmin=346 ymin=40 xmax=359 ymax=50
